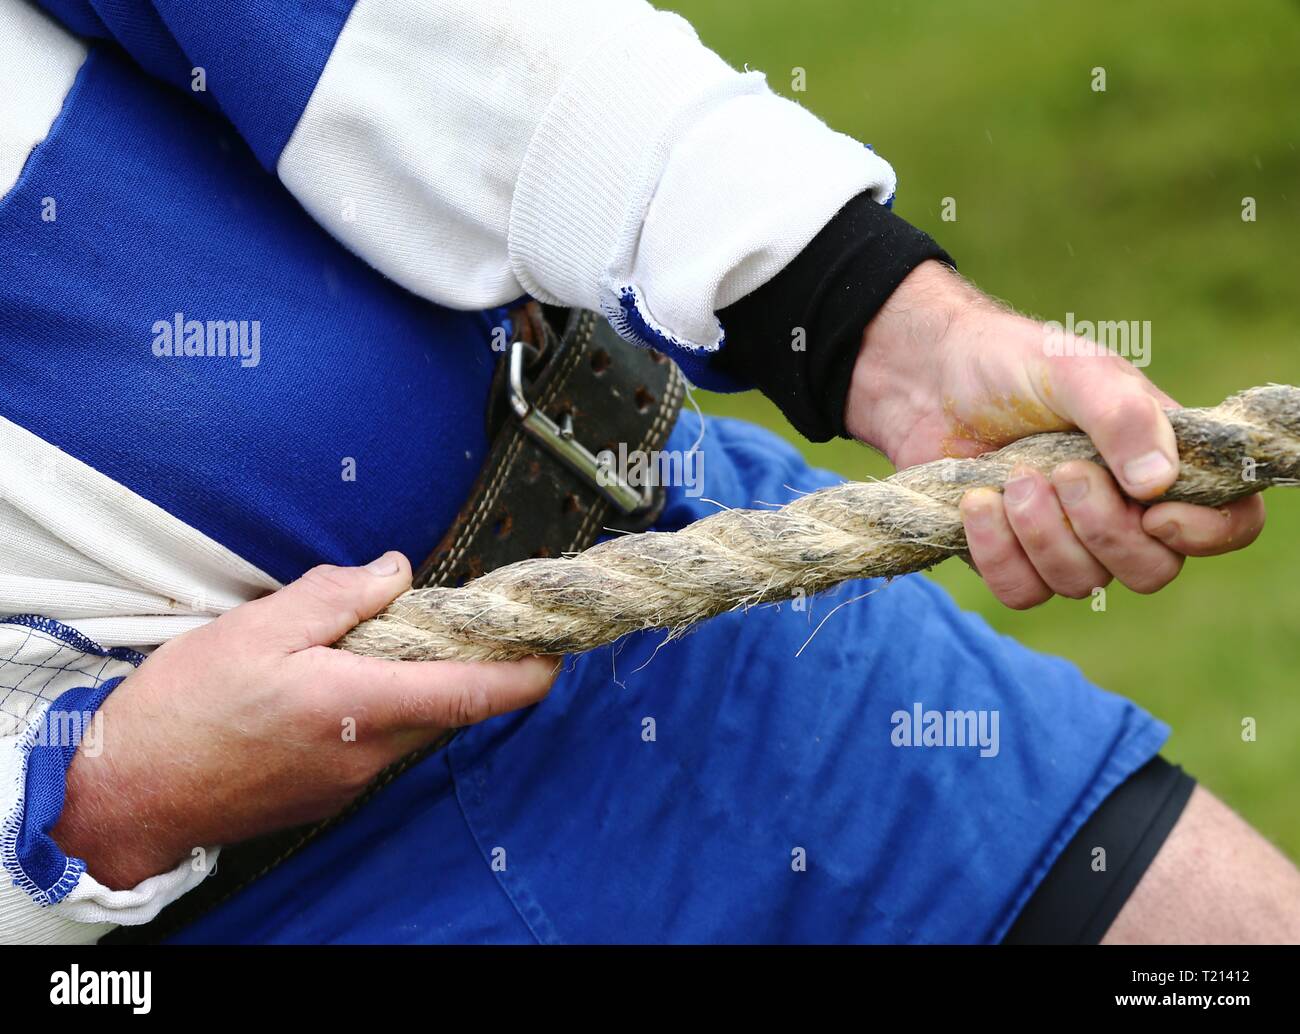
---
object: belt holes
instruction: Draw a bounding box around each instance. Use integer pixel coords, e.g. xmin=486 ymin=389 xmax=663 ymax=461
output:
xmin=563 ymin=492 xmax=583 ymax=515
xmin=634 ymin=386 xmax=655 ymax=412
xmin=590 ymin=348 xmax=611 ymax=374
xmin=492 ymin=511 xmax=513 ymax=539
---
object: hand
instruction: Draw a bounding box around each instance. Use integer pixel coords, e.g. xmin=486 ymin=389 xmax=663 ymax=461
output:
xmin=844 ymin=260 xmax=1265 ymax=609
xmin=52 ymin=552 xmax=558 ymax=889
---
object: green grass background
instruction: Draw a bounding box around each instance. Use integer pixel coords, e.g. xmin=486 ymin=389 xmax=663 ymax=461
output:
xmin=665 ymin=0 xmax=1300 ymax=856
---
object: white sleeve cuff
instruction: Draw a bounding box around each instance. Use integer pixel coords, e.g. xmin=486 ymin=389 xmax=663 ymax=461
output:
xmin=508 ymin=9 xmax=896 ymax=354
xmin=280 ymin=0 xmax=897 ymax=358
xmin=53 ymin=844 xmax=221 ymax=926
xmin=0 ymin=845 xmax=219 ymax=944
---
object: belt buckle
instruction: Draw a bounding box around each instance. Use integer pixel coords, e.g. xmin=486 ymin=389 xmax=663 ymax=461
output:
xmin=507 ymin=339 xmax=655 ymax=516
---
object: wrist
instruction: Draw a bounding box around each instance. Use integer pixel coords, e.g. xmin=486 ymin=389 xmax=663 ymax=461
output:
xmin=51 ymin=678 xmax=189 ymax=890
xmin=844 ymin=260 xmax=963 ymax=450
xmin=716 ymin=194 xmax=955 ymax=443
xmin=845 ymin=260 xmax=1032 ymax=461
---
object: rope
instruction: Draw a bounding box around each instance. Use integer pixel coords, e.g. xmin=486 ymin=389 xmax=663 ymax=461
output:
xmin=337 ymin=385 xmax=1300 ymax=662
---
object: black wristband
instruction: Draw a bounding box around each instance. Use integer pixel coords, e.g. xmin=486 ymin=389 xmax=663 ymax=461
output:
xmin=715 ymin=191 xmax=954 ymax=442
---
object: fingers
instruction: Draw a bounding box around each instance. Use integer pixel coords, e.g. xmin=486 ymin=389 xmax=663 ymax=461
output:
xmin=1143 ymin=495 xmax=1266 ymax=557
xmin=960 ymin=488 xmax=1052 ymax=609
xmin=963 ymin=456 xmax=1258 ymax=609
xmin=1000 ymin=467 xmax=1111 ymax=598
xmin=325 ymin=653 xmax=561 ymax=732
xmin=1047 ymin=357 xmax=1180 ymax=499
xmin=1049 ymin=461 xmax=1184 ymax=593
xmin=238 ymin=551 xmax=414 ymax=652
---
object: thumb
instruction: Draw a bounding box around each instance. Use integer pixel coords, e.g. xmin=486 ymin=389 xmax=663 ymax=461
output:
xmin=1048 ymin=360 xmax=1179 ymax=500
xmin=254 ymin=551 xmax=414 ymax=652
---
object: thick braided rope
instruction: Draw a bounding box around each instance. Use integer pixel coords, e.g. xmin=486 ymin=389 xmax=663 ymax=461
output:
xmin=337 ymin=385 xmax=1300 ymax=662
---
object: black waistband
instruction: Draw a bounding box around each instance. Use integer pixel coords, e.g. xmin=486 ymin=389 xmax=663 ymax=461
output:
xmin=1002 ymin=754 xmax=1196 ymax=944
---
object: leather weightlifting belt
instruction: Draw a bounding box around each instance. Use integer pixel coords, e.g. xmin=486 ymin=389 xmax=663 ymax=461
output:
xmin=416 ymin=303 xmax=684 ymax=586
xmin=101 ymin=304 xmax=685 ymax=943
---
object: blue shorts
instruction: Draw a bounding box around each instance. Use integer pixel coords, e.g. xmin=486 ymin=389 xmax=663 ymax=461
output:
xmin=172 ymin=411 xmax=1168 ymax=944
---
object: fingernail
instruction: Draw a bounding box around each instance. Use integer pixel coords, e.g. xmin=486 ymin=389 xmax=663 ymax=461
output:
xmin=366 ymin=552 xmax=401 ymax=576
xmin=1003 ymin=475 xmax=1035 ymax=506
xmin=1054 ymin=473 xmax=1089 ymax=505
xmin=964 ymin=500 xmax=994 ymax=529
xmin=1122 ymin=450 xmax=1175 ymax=491
xmin=1150 ymin=522 xmax=1178 ymax=544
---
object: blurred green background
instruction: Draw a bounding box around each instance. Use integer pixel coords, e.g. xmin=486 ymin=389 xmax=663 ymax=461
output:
xmin=667 ymin=1 xmax=1300 ymax=855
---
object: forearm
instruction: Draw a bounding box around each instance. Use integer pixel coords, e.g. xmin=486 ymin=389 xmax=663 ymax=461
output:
xmin=0 ymin=619 xmax=213 ymax=943
xmin=50 ymin=672 xmax=200 ymax=892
